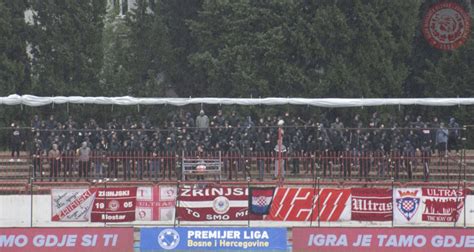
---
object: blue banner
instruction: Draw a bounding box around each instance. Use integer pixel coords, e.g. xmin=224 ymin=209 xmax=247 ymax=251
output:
xmin=140 ymin=227 xmax=287 ymax=251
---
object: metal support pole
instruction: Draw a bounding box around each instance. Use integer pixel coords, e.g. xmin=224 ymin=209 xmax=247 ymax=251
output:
xmin=247 ymin=177 xmax=251 ymax=227
xmin=317 ymin=177 xmax=321 ymax=228
xmin=391 ymin=177 xmax=394 ymax=228
xmin=174 ymin=180 xmax=180 ymax=227
xmin=104 ymin=180 xmax=107 ymax=227
xmin=464 ymin=180 xmax=467 ymax=228
xmin=30 ymin=177 xmax=33 ymax=227
xmin=309 ymin=176 xmax=317 ymax=227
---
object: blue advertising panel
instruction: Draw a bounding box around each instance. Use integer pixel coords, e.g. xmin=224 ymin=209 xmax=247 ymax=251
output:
xmin=140 ymin=227 xmax=287 ymax=251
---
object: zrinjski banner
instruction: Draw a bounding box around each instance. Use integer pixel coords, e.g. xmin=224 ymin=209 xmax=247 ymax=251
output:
xmin=51 ymin=188 xmax=97 ymax=222
xmin=91 ymin=187 xmax=137 ymax=222
xmin=351 ymin=188 xmax=392 ymax=221
xmin=177 ymin=186 xmax=263 ymax=221
xmin=135 ymin=185 xmax=176 ymax=221
xmin=265 ymin=188 xmax=351 ymax=221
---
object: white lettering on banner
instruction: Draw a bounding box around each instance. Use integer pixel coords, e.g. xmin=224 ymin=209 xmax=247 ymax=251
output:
xmin=424 ymin=189 xmax=464 ymax=197
xmin=32 ymin=235 xmax=78 ymax=247
xmin=188 ymin=230 xmax=240 ymax=239
xmin=352 ymin=198 xmax=392 ymax=212
xmin=244 ymin=231 xmax=269 ymax=239
xmin=187 ymin=230 xmax=270 ymax=240
xmin=98 ymin=190 xmax=130 ymax=197
xmin=235 ymin=210 xmax=247 ymax=218
xmin=303 ymin=233 xmax=474 ymax=249
xmin=101 ymin=213 xmax=126 ymax=221
xmin=206 ymin=214 xmax=230 ymax=220
xmin=0 ymin=235 xmax=28 ymax=247
xmin=431 ymin=235 xmax=474 ymax=248
xmin=0 ymin=234 xmax=124 ymax=248
xmin=421 ymin=188 xmax=466 ymax=223
xmin=307 ymin=234 xmax=348 ymax=247
xmin=180 ymin=187 xmax=247 ymax=197
xmin=352 ymin=235 xmax=372 ymax=247
xmin=0 ymin=229 xmax=131 ymax=250
xmin=384 ymin=235 xmax=423 ymax=247
xmin=377 ymin=235 xmax=426 ymax=248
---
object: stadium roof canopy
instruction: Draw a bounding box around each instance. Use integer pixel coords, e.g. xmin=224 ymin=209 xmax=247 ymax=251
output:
xmin=1 ymin=94 xmax=474 ymax=108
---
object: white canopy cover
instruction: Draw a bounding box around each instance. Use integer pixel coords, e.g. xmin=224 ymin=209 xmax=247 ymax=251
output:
xmin=1 ymin=94 xmax=474 ymax=107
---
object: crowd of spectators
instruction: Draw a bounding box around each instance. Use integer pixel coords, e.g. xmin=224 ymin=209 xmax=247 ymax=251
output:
xmin=9 ymin=109 xmax=463 ymax=182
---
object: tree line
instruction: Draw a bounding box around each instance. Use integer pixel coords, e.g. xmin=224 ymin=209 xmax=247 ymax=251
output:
xmin=0 ymin=0 xmax=472 ymax=133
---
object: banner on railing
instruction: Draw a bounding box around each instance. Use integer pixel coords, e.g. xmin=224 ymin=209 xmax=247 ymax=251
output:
xmin=177 ymin=187 xmax=263 ymax=221
xmin=265 ymin=188 xmax=351 ymax=221
xmin=293 ymin=227 xmax=474 ymax=251
xmin=249 ymin=187 xmax=275 ymax=215
xmin=136 ymin=185 xmax=177 ymax=221
xmin=140 ymin=227 xmax=287 ymax=251
xmin=91 ymin=187 xmax=137 ymax=222
xmin=51 ymin=188 xmax=96 ymax=222
xmin=351 ymin=188 xmax=392 ymax=221
xmin=466 ymin=195 xmax=474 ymax=226
xmin=421 ymin=188 xmax=467 ymax=223
xmin=51 ymin=187 xmax=137 ymax=223
xmin=393 ymin=187 xmax=422 ymax=225
xmin=0 ymin=227 xmax=133 ymax=252
xmin=49 ymin=186 xmax=473 ymax=225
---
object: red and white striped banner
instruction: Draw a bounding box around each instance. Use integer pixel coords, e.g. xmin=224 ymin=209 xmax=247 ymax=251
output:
xmin=265 ymin=188 xmax=350 ymax=221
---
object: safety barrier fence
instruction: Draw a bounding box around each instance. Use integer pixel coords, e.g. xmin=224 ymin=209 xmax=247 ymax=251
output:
xmin=0 ymin=149 xmax=471 ymax=183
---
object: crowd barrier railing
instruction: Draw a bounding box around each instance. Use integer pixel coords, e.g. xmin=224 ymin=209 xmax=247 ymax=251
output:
xmin=0 ymin=149 xmax=470 ymax=183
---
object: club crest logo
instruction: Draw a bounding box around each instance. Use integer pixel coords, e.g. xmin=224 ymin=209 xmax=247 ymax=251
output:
xmin=108 ymin=200 xmax=120 ymax=211
xmin=422 ymin=2 xmax=471 ymax=50
xmin=396 ymin=190 xmax=420 ymax=221
xmin=212 ymin=196 xmax=230 ymax=214
xmin=158 ymin=228 xmax=180 ymax=250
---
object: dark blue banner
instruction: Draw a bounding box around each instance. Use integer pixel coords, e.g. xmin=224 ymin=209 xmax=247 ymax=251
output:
xmin=140 ymin=227 xmax=287 ymax=251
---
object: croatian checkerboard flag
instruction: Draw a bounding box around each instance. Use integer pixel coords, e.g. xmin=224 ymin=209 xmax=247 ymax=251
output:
xmin=249 ymin=187 xmax=275 ymax=215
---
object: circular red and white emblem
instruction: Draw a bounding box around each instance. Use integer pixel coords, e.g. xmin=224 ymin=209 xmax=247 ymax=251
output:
xmin=422 ymin=2 xmax=471 ymax=50
xmin=108 ymin=200 xmax=120 ymax=211
xmin=212 ymin=196 xmax=230 ymax=214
